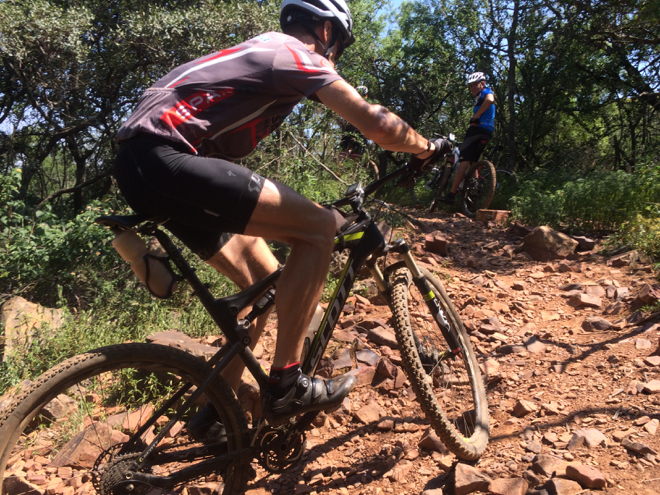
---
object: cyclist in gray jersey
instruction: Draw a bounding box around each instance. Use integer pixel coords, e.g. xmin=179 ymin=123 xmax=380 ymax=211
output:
xmin=115 ymin=0 xmax=449 ymax=426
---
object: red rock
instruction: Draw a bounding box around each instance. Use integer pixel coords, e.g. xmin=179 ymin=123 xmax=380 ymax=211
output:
xmin=454 ymin=463 xmax=492 ymax=495
xmin=643 ymin=380 xmax=660 ymax=394
xmin=384 ymin=460 xmax=413 ymax=482
xmin=425 ymin=233 xmax=449 ymax=256
xmin=488 ymin=477 xmax=528 ymax=495
xmin=3 ymin=477 xmax=45 ymax=495
xmin=512 ymin=399 xmax=537 ymax=417
xmin=376 ymin=357 xmax=397 ymax=379
xmin=637 ymin=283 xmax=660 ymax=304
xmin=476 ymin=209 xmax=510 ymax=225
xmin=50 ymin=423 xmax=128 ymax=469
xmin=418 ymin=427 xmax=450 ymax=454
xmin=366 ymin=327 xmax=398 ymax=348
xmin=353 ymin=402 xmax=384 ymax=424
xmin=377 ymin=419 xmax=394 ymax=430
xmin=581 ymin=316 xmax=612 ymax=331
xmin=531 ymin=454 xmax=568 ymax=477
xmin=543 ymin=478 xmax=582 ymax=494
xmin=520 ymin=226 xmax=578 ymax=261
xmin=347 ymin=366 xmax=376 ymax=388
xmin=56 ymin=467 xmax=72 ymax=480
xmin=622 ymin=437 xmax=658 ymax=455
xmin=567 ymin=429 xmax=607 ymax=450
xmin=569 ymin=293 xmax=602 ymax=309
xmin=566 ymin=464 xmax=606 ymax=489
xmin=644 ymin=356 xmax=660 ymax=367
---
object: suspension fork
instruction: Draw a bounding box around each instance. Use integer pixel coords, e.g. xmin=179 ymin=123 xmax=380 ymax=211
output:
xmin=386 ymin=240 xmax=463 ymax=358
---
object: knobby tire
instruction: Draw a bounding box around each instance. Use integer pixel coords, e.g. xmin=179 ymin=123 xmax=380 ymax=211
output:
xmin=460 ymin=160 xmax=496 ymax=218
xmin=0 ymin=343 xmax=250 ymax=495
xmin=389 ymin=266 xmax=489 ymax=460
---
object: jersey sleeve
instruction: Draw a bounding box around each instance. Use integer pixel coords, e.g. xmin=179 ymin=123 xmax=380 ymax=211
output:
xmin=273 ymin=40 xmax=344 ymax=98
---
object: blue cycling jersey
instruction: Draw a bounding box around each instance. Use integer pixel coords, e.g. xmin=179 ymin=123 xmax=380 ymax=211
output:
xmin=474 ymin=87 xmax=495 ymax=132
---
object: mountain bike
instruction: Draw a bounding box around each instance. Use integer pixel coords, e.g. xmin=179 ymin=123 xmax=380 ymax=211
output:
xmin=0 ymin=164 xmax=489 ymax=495
xmin=410 ymin=133 xmax=496 ymax=217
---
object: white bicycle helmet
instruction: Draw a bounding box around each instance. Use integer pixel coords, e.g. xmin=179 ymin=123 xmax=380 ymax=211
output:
xmin=280 ymin=0 xmax=355 ymax=49
xmin=467 ymin=72 xmax=486 ymax=84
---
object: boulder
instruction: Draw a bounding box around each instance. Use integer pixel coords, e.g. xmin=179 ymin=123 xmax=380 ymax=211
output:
xmin=1 ymin=297 xmax=64 ymax=362
xmin=517 ymin=226 xmax=579 ymax=261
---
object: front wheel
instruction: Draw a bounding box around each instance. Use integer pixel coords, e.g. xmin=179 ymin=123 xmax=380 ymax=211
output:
xmin=389 ymin=266 xmax=489 ymax=460
xmin=428 ymin=164 xmax=453 ymax=213
xmin=460 ymin=160 xmax=496 ymax=217
xmin=0 ymin=343 xmax=251 ymax=495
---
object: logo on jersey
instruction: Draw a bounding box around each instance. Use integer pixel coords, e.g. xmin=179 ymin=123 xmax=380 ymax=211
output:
xmin=161 ymin=88 xmax=235 ymax=128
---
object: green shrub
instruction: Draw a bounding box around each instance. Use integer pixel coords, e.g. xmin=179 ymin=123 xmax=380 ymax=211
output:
xmin=510 ymin=164 xmax=660 ymax=232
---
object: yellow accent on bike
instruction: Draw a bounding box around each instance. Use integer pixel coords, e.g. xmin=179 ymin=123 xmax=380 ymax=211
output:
xmin=335 ymin=232 xmax=364 ymax=243
xmin=423 ymin=291 xmax=435 ymax=301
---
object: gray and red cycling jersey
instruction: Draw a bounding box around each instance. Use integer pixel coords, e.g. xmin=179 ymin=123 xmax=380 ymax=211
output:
xmin=117 ymin=32 xmax=342 ymax=160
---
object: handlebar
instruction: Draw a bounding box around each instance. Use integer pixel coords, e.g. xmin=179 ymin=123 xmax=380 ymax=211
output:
xmin=328 ymin=164 xmax=411 ymax=210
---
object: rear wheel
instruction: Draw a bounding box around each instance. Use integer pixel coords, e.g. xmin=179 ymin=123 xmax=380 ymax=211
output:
xmin=0 ymin=344 xmax=250 ymax=495
xmin=460 ymin=160 xmax=496 ymax=217
xmin=389 ymin=266 xmax=489 ymax=460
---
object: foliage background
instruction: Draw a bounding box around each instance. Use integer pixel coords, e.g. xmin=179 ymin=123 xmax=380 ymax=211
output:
xmin=0 ymin=0 xmax=658 ymax=390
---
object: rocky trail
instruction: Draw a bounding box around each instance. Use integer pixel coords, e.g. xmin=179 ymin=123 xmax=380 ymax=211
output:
xmin=3 ymin=208 xmax=660 ymax=495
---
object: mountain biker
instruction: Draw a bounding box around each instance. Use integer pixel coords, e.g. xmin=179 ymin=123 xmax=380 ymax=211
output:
xmin=440 ymin=72 xmax=495 ymax=204
xmin=113 ymin=0 xmax=449 ymax=430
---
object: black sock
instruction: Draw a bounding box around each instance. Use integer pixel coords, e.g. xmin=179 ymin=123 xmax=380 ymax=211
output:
xmin=267 ymin=362 xmax=301 ymax=399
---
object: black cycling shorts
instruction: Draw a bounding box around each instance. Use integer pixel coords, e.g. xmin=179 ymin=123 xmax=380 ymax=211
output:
xmin=114 ymin=134 xmax=265 ymax=260
xmin=460 ymin=126 xmax=493 ymax=163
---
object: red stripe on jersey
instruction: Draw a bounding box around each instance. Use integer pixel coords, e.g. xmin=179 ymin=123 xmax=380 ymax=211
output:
xmin=169 ymin=77 xmax=190 ymax=88
xmin=230 ymin=117 xmax=265 ymax=149
xmin=197 ymin=47 xmax=243 ymax=64
xmin=285 ymin=46 xmax=322 ymax=74
xmin=160 ymin=88 xmax=235 ymax=128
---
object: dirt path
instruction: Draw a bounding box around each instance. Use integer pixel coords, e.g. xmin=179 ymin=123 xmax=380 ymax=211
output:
xmin=3 ymin=209 xmax=660 ymax=495
xmin=246 ymin=209 xmax=660 ymax=495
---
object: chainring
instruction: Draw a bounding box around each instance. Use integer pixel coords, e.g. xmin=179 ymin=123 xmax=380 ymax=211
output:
xmin=256 ymin=426 xmax=306 ymax=473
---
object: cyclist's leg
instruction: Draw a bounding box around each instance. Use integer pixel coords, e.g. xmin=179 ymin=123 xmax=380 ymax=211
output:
xmin=244 ymin=179 xmax=335 ymax=368
xmin=244 ymin=179 xmax=355 ymax=421
xmin=449 ymin=160 xmax=472 ymax=194
xmin=206 ymin=234 xmax=278 ymax=392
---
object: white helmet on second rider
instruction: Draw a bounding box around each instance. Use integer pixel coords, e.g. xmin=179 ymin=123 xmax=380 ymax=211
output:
xmin=280 ymin=0 xmax=355 ymax=49
xmin=467 ymin=72 xmax=486 ymax=85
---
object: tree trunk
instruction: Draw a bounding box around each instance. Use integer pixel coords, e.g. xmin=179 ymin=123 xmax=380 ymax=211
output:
xmin=507 ymin=0 xmax=520 ymax=170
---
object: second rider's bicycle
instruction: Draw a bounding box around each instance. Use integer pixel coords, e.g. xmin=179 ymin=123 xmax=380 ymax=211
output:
xmin=411 ymin=133 xmax=497 ymax=217
xmin=0 ymin=164 xmax=489 ymax=495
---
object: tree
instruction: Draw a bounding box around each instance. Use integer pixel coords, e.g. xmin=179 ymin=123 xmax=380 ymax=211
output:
xmin=0 ymin=0 xmax=277 ymax=215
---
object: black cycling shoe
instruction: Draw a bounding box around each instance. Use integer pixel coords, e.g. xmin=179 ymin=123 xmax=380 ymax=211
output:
xmin=262 ymin=372 xmax=356 ymax=424
xmin=187 ymin=403 xmax=227 ymax=443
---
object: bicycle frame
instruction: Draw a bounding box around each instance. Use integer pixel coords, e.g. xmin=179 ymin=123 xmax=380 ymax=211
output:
xmin=94 ymin=165 xmax=464 ymax=484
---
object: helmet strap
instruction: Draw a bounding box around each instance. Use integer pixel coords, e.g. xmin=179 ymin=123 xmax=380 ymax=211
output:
xmin=307 ymin=24 xmax=339 ymax=61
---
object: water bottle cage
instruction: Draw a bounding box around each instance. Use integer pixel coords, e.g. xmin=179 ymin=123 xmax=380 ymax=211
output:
xmin=142 ymin=253 xmax=182 ymax=299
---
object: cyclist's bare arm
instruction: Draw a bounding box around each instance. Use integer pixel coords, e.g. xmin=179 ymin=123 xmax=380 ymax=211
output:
xmin=316 ymin=80 xmax=435 ymax=157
